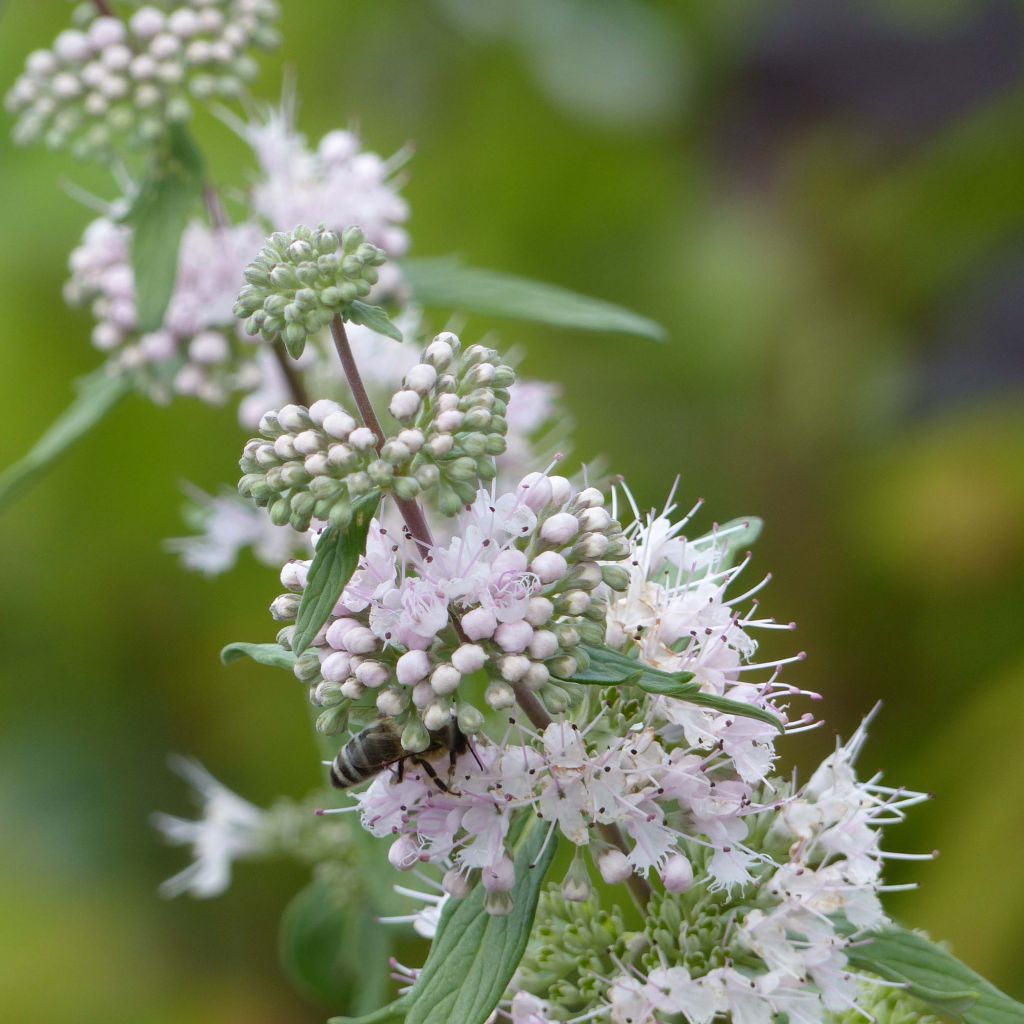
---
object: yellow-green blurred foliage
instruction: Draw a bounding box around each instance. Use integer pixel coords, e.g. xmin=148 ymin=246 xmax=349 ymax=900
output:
xmin=2 ymin=1 xmax=1023 ymax=1019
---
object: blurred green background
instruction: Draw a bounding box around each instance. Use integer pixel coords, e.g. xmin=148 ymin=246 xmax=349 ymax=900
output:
xmin=2 ymin=1 xmax=1024 ymax=1019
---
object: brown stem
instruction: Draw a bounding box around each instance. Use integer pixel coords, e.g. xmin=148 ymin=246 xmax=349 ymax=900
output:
xmin=272 ymin=341 xmax=309 ymax=407
xmin=328 ymin=314 xmax=650 ymax=908
xmin=92 ymin=0 xmax=115 ymax=16
xmin=329 ymin=315 xmax=433 ymax=555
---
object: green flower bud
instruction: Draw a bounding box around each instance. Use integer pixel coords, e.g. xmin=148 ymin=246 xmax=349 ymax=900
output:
xmin=456 ymin=701 xmax=485 ymax=734
xmin=600 ymin=565 xmax=631 ymax=591
xmin=401 ymin=718 xmax=431 ymax=753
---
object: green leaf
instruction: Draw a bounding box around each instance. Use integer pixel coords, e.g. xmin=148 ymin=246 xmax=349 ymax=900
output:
xmin=403 ymin=257 xmax=665 ymax=341
xmin=125 ymin=123 xmax=205 ymax=333
xmin=332 ymin=813 xmax=558 ymax=1024
xmin=280 ymin=879 xmax=392 ymax=1011
xmin=293 ymin=498 xmax=378 ymax=655
xmin=348 ymin=300 xmax=403 ymax=342
xmin=560 ymin=644 xmax=783 ymax=732
xmin=220 ymin=642 xmax=296 ymax=670
xmin=845 ymin=925 xmax=1024 ymax=1023
xmin=0 ymin=370 xmax=131 ymax=512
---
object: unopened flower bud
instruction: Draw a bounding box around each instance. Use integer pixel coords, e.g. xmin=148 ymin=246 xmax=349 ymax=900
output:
xmin=578 ymin=506 xmax=612 ymax=533
xmin=482 ymin=855 xmax=516 ymax=893
xmin=430 ymin=663 xmax=462 ymax=695
xmin=494 ymin=620 xmax=534 ymax=653
xmin=485 ymin=681 xmax=516 ymax=709
xmin=525 ymin=663 xmax=550 ymax=691
xmin=525 ymin=597 xmax=554 ymax=626
xmin=518 ymin=472 xmax=553 ymax=512
xmin=662 ymin=853 xmax=694 ymax=893
xmin=598 ymin=848 xmax=633 ymax=884
xmin=561 ymin=850 xmax=591 ymax=902
xmin=389 ymin=389 xmax=421 ymax=421
xmin=377 ymin=687 xmax=408 ymax=717
xmin=343 ymin=626 xmax=378 ymax=655
xmin=499 ymin=655 xmax=530 ymax=682
xmin=443 ymin=867 xmax=474 ymax=899
xmin=540 ymin=512 xmax=579 ymax=545
xmin=270 ymin=593 xmax=299 ymax=621
xmin=411 ymin=680 xmax=435 ymax=709
xmin=340 ymin=678 xmax=365 ymax=700
xmin=485 ymin=891 xmax=513 ymax=917
xmin=325 ymin=617 xmax=359 ymax=649
xmin=528 ymin=630 xmax=559 ymax=660
xmin=401 ymin=718 xmax=431 ymax=753
xmin=321 ymin=651 xmax=352 ymax=683
xmin=531 ymin=551 xmax=568 ymax=584
xmin=323 ymin=410 xmax=356 ymax=439
xmin=423 ymin=700 xmax=452 ymax=731
xmin=395 ymin=647 xmax=432 ymax=688
xmin=405 ymin=363 xmax=437 ymax=393
xmin=575 ymin=487 xmax=605 ymax=509
xmin=456 ymin=701 xmax=485 ymax=733
xmin=451 ymin=644 xmax=487 ymax=675
xmin=293 ymin=651 xmax=321 ymax=683
xmin=355 ymin=660 xmax=390 ymax=688
xmin=601 ymin=565 xmax=632 ymax=591
xmin=388 ymin=834 xmax=420 ymax=871
xmin=461 ymin=607 xmax=497 ymax=641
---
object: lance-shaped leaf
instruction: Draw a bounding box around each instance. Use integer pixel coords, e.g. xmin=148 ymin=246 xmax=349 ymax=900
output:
xmin=332 ymin=813 xmax=558 ymax=1024
xmin=125 ymin=122 xmax=205 ymax=333
xmin=0 ymin=370 xmax=131 ymax=511
xmin=403 ymin=257 xmax=665 ymax=341
xmin=220 ymin=642 xmax=296 ymax=671
xmin=348 ymin=300 xmax=403 ymax=342
xmin=292 ymin=498 xmax=378 ymax=655
xmin=845 ymin=925 xmax=1024 ymax=1024
xmin=559 ymin=643 xmax=782 ymax=732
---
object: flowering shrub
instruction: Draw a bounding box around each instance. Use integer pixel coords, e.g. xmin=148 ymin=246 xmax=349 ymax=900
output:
xmin=3 ymin=4 xmax=1021 ymax=1024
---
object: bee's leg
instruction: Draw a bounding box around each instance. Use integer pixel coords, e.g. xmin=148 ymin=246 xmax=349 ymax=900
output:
xmin=467 ymin=737 xmax=484 ymax=772
xmin=413 ymin=757 xmax=457 ymax=795
xmin=394 ymin=759 xmax=405 ymax=783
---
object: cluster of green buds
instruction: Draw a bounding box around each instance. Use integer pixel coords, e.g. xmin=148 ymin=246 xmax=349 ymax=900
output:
xmin=236 ymin=333 xmax=520 ymax=533
xmin=234 ymin=224 xmax=389 ymax=358
xmin=5 ymin=1 xmax=279 ymax=163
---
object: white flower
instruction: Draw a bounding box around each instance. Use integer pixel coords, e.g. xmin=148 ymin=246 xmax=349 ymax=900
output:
xmin=166 ymin=484 xmax=308 ymax=575
xmin=152 ymin=756 xmax=267 ymax=898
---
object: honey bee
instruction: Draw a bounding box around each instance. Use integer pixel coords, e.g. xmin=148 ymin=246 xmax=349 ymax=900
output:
xmin=329 ymin=717 xmax=470 ymax=792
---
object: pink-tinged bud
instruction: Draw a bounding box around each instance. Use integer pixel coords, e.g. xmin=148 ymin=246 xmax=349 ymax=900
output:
xmin=430 ymin=664 xmax=462 ymax=695
xmin=270 ymin=594 xmax=299 ymax=621
xmin=548 ymin=475 xmax=573 ymax=506
xmin=307 ymin=399 xmax=342 ymax=426
xmin=411 ymin=681 xmax=435 ymax=709
xmin=530 ymin=551 xmax=568 ymax=584
xmin=528 ymin=630 xmax=559 ymax=660
xmin=525 ymin=596 xmax=554 ymax=626
xmin=575 ymin=487 xmax=605 ymax=508
xmin=388 ymin=835 xmax=421 ymax=871
xmin=451 ymin=644 xmax=487 ymax=675
xmin=518 ymin=472 xmax=553 ymax=512
xmin=443 ymin=867 xmax=474 ymax=899
xmin=396 ymin=649 xmax=431 ymax=686
xmin=482 ymin=855 xmax=516 ymax=892
xmin=494 ymin=620 xmax=534 ymax=653
xmin=598 ymin=849 xmax=633 ymax=884
xmin=435 ymin=409 xmax=464 ymax=432
xmin=661 ymin=853 xmax=694 ymax=893
xmin=340 ymin=678 xmax=365 ymax=700
xmin=343 ymin=626 xmax=378 ymax=655
xmin=325 ymin=617 xmax=360 ymax=649
xmin=540 ymin=512 xmax=579 ymax=545
xmin=321 ymin=651 xmax=352 ymax=683
xmin=355 ymin=660 xmax=389 ymax=688
xmin=461 ymin=607 xmax=498 ymax=641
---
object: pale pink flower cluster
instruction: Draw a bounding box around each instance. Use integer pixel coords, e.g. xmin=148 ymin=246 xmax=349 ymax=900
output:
xmin=279 ymin=474 xmax=624 ymax=730
xmin=65 ymin=214 xmax=265 ymax=403
xmin=593 ymin=720 xmax=930 ymax=1024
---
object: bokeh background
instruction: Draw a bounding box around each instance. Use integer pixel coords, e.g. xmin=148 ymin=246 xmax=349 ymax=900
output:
xmin=2 ymin=1 xmax=1024 ymax=1020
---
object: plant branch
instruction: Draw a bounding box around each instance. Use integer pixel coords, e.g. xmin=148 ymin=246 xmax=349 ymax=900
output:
xmin=327 ymin=313 xmax=649 ymax=907
xmin=92 ymin=0 xmax=115 ymax=16
xmin=329 ymin=314 xmax=434 ymax=555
